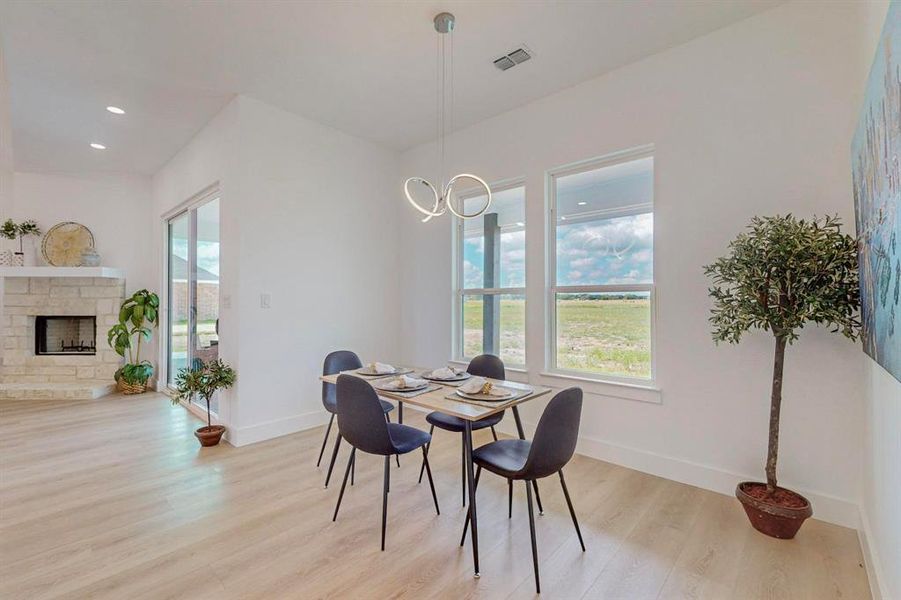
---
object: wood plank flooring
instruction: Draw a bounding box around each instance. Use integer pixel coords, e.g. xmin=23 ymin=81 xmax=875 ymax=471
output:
xmin=0 ymin=393 xmax=871 ymax=599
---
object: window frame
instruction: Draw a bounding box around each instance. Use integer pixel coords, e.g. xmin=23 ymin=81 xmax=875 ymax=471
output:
xmin=545 ymin=145 xmax=657 ymax=385
xmin=452 ymin=178 xmax=527 ymax=368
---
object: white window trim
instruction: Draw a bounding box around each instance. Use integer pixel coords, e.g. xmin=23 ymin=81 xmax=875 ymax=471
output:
xmin=545 ymin=144 xmax=657 ymax=387
xmin=452 ymin=178 xmax=527 ymax=368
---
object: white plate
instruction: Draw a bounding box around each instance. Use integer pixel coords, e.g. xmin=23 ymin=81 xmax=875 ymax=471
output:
xmin=421 ymin=370 xmax=471 ymax=382
xmin=455 ymin=387 xmax=515 ymax=401
xmin=374 ymin=380 xmax=429 ymax=392
xmin=355 ymin=366 xmax=413 ymax=376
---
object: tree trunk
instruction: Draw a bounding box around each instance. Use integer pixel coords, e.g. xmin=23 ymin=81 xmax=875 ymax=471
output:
xmin=205 ymin=396 xmax=212 ymax=428
xmin=765 ymin=335 xmax=787 ymax=494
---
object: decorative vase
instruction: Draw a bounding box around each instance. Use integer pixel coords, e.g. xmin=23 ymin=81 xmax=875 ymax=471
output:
xmin=80 ymin=247 xmax=101 ymax=267
xmin=0 ymin=250 xmax=12 ymax=266
xmin=12 ymin=252 xmax=24 ymax=267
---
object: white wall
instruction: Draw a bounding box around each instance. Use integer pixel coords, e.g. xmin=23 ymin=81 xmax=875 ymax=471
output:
xmin=855 ymin=3 xmax=899 ymax=598
xmin=0 ymin=43 xmax=13 ymax=215
xmin=152 ymin=96 xmax=401 ymax=446
xmin=398 ymin=1 xmax=873 ymax=528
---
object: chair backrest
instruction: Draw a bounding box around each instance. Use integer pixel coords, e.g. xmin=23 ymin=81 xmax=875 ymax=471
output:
xmin=520 ymin=387 xmax=583 ymax=479
xmin=322 ymin=350 xmax=363 ymax=410
xmin=336 ymin=374 xmax=395 ymax=456
xmin=467 ymin=354 xmax=505 ymax=380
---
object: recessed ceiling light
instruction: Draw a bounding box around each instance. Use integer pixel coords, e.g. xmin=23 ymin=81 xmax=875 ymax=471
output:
xmin=90 ymin=143 xmax=107 ymax=150
xmin=106 ymin=106 xmax=125 ymax=115
xmin=577 ymin=201 xmax=587 ymax=206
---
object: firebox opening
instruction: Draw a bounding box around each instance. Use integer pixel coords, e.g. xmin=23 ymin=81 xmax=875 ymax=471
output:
xmin=35 ymin=316 xmax=97 ymax=356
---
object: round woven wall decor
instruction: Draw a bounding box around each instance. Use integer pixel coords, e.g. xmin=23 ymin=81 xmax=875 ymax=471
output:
xmin=41 ymin=222 xmax=95 ymax=266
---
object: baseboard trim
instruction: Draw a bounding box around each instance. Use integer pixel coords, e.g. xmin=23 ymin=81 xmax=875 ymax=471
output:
xmin=495 ymin=420 xmax=860 ymax=529
xmin=229 ymin=410 xmax=329 ymax=447
xmin=858 ymin=506 xmax=888 ymax=600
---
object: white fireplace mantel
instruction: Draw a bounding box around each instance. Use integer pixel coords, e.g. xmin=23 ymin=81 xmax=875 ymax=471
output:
xmin=0 ymin=266 xmax=125 ymax=279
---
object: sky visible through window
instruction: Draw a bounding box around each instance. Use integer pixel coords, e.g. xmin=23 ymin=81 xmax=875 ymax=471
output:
xmin=463 ymin=212 xmax=652 ymax=288
xmin=171 ymin=239 xmax=221 ymax=277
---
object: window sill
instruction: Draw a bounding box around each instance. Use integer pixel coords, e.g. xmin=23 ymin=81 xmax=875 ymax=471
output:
xmin=538 ymin=371 xmax=661 ymax=404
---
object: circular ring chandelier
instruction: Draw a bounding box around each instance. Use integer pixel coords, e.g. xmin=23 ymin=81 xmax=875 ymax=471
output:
xmin=404 ymin=12 xmax=492 ymax=222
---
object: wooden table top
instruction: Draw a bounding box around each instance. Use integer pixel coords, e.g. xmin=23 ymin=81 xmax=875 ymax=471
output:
xmin=319 ymin=367 xmax=552 ymax=421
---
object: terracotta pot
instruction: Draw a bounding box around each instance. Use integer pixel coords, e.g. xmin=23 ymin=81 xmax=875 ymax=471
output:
xmin=195 ymin=425 xmax=226 ymax=447
xmin=736 ymin=481 xmax=812 ymax=539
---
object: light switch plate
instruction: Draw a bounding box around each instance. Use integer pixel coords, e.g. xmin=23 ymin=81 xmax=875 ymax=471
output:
xmin=260 ymin=293 xmax=271 ymax=309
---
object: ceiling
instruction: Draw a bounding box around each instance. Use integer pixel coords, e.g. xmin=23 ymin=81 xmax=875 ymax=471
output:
xmin=0 ymin=0 xmax=783 ymax=175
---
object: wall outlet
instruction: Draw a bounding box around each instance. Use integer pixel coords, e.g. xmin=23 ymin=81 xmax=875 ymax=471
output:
xmin=260 ymin=293 xmax=271 ymax=309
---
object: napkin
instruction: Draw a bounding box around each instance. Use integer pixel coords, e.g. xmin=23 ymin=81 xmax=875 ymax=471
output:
xmin=370 ymin=362 xmax=395 ymax=374
xmin=393 ymin=374 xmax=426 ymax=389
xmin=458 ymin=376 xmax=509 ymax=396
xmin=430 ymin=367 xmax=458 ymax=379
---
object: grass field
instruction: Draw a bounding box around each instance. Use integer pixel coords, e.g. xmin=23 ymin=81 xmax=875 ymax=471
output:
xmin=463 ymin=296 xmax=651 ymax=378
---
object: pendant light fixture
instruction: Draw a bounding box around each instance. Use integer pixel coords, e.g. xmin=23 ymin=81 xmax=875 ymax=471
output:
xmin=404 ymin=12 xmax=492 ymax=222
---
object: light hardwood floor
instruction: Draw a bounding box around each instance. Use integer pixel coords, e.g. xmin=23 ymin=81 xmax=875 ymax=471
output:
xmin=0 ymin=393 xmax=871 ymax=599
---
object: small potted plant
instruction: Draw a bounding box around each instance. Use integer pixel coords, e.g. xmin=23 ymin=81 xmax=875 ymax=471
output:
xmin=172 ymin=358 xmax=236 ymax=447
xmin=1 ymin=219 xmax=42 ymax=266
xmin=107 ymin=289 xmax=159 ymax=394
xmin=704 ymin=214 xmax=859 ymax=539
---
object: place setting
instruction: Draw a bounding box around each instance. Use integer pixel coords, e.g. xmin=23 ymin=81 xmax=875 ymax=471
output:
xmin=419 ymin=365 xmax=471 ymax=386
xmin=448 ymin=376 xmax=531 ymax=407
xmin=350 ymin=362 xmax=414 ymax=377
xmin=370 ymin=373 xmax=439 ymax=398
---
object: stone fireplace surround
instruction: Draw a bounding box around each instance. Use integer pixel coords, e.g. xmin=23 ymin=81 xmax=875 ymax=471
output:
xmin=1 ymin=268 xmax=126 ymax=400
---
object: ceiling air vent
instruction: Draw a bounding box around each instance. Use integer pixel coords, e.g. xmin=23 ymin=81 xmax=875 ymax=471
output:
xmin=493 ymin=46 xmax=532 ymax=71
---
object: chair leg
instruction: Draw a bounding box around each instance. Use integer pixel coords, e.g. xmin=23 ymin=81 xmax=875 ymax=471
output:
xmin=508 ymin=478 xmax=513 ymax=518
xmin=324 ymin=433 xmax=342 ymax=488
xmin=532 ymin=479 xmax=544 ymax=515
xmin=461 ymin=437 xmax=467 ymax=507
xmin=332 ymin=447 xmax=355 ymax=522
xmin=490 ymin=425 xmax=498 ymax=441
xmin=316 ymin=414 xmax=334 ymax=467
xmin=422 ymin=446 xmax=440 ymax=515
xmin=381 ymin=455 xmax=390 ymax=551
xmin=350 ymin=451 xmax=355 ymax=486
xmin=386 ymin=412 xmax=400 ymax=467
xmin=559 ymin=470 xmax=585 ymax=551
xmin=459 ymin=465 xmax=482 ymax=546
xmin=418 ymin=425 xmax=435 ymax=483
xmin=525 ymin=479 xmax=541 ymax=594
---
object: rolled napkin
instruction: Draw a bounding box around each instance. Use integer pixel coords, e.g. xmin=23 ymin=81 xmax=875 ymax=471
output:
xmin=430 ymin=366 xmax=458 ymax=379
xmin=458 ymin=376 xmax=487 ymax=394
xmin=370 ymin=362 xmax=395 ymax=374
xmin=392 ymin=374 xmax=426 ymax=389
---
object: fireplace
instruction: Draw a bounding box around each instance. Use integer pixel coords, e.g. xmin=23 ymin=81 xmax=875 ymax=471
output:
xmin=34 ymin=316 xmax=97 ymax=356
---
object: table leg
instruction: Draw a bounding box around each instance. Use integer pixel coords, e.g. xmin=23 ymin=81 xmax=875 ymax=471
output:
xmin=398 ymin=401 xmax=403 ymax=424
xmin=463 ymin=420 xmax=480 ymax=577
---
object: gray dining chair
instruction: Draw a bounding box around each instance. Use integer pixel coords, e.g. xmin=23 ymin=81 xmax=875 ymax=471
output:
xmin=460 ymin=387 xmax=584 ymax=594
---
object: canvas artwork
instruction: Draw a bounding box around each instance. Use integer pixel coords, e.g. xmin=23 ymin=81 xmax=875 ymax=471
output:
xmin=852 ymin=1 xmax=901 ymax=383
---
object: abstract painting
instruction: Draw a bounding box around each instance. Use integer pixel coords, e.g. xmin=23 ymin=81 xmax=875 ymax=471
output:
xmin=852 ymin=1 xmax=901 ymax=383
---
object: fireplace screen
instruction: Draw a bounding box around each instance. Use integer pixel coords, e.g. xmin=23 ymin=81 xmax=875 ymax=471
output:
xmin=35 ymin=316 xmax=97 ymax=355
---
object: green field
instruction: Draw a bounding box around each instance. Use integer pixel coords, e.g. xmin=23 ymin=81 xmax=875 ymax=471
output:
xmin=463 ymin=297 xmax=651 ymax=378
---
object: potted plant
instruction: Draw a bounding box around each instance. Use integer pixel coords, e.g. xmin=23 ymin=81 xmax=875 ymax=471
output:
xmin=1 ymin=219 xmax=41 ymax=266
xmin=172 ymin=359 xmax=236 ymax=446
xmin=107 ymin=289 xmax=159 ymax=394
xmin=704 ymin=215 xmax=859 ymax=539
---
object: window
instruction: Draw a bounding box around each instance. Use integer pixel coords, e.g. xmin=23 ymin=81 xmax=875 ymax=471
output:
xmin=455 ymin=184 xmax=526 ymax=367
xmin=549 ymin=150 xmax=654 ymax=382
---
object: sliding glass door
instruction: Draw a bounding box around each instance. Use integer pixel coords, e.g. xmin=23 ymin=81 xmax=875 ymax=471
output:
xmin=167 ymin=196 xmax=220 ymax=413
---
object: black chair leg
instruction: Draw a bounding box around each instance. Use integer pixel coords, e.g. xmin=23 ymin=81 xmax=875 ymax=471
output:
xmin=459 ymin=465 xmax=482 ymax=546
xmin=385 ymin=413 xmax=400 ymax=467
xmin=559 ymin=470 xmax=585 ymax=551
xmin=316 ymin=414 xmax=334 ymax=467
xmin=525 ymin=479 xmax=541 ymax=594
xmin=422 ymin=446 xmax=440 ymax=515
xmin=490 ymin=425 xmax=498 ymax=441
xmin=461 ymin=437 xmax=467 ymax=507
xmin=324 ymin=433 xmax=342 ymax=488
xmin=508 ymin=478 xmax=513 ymax=518
xmin=350 ymin=451 xmax=355 ymax=486
xmin=332 ymin=448 xmax=355 ymax=522
xmin=417 ymin=425 xmax=435 ymax=483
xmin=532 ymin=479 xmax=544 ymax=515
xmin=381 ymin=455 xmax=390 ymax=551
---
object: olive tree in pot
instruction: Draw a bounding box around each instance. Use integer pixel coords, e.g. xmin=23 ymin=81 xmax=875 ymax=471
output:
xmin=704 ymin=215 xmax=859 ymax=539
xmin=172 ymin=359 xmax=236 ymax=447
xmin=107 ymin=290 xmax=159 ymax=394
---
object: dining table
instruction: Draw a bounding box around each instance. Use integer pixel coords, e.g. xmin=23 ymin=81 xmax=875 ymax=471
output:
xmin=319 ymin=365 xmax=552 ymax=577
